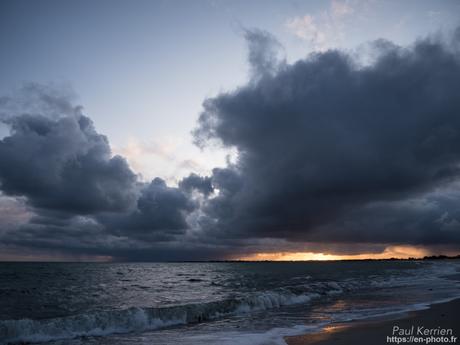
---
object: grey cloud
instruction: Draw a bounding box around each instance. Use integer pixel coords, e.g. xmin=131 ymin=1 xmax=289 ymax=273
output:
xmin=179 ymin=173 xmax=214 ymax=196
xmin=244 ymin=29 xmax=285 ymax=79
xmin=308 ymin=184 xmax=460 ymax=246
xmin=0 ymin=101 xmax=138 ymax=214
xmin=99 ymin=178 xmax=194 ymax=240
xmin=0 ymin=85 xmax=196 ymax=255
xmin=194 ymin=29 xmax=460 ymax=246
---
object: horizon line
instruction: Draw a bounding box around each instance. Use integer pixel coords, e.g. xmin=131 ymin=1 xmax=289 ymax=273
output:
xmin=1 ymin=254 xmax=459 ymax=264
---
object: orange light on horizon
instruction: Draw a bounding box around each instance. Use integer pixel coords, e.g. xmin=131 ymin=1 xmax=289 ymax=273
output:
xmin=236 ymin=245 xmax=433 ymax=261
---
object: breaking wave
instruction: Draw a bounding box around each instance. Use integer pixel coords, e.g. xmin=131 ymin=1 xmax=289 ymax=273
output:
xmin=2 ymin=262 xmax=457 ymax=345
xmin=0 ymin=281 xmax=345 ymax=344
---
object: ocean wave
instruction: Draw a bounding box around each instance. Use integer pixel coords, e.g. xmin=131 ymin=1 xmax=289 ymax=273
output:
xmin=0 ymin=282 xmax=343 ymax=344
xmin=1 ymin=263 xmax=457 ymax=345
xmin=181 ymin=296 xmax=460 ymax=345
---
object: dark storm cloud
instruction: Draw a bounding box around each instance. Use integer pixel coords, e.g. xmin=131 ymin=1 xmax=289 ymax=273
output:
xmin=99 ymin=177 xmax=195 ymax=240
xmin=179 ymin=173 xmax=214 ymax=196
xmin=307 ymin=183 xmax=460 ymax=246
xmin=0 ymin=87 xmax=138 ymax=214
xmin=194 ymin=29 xmax=460 ymax=246
xmin=0 ymin=85 xmax=194 ymax=250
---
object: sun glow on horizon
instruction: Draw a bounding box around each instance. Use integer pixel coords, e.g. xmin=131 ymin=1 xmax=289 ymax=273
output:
xmin=236 ymin=245 xmax=434 ymax=261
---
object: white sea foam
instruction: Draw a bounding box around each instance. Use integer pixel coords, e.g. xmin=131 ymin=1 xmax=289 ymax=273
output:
xmin=0 ymin=285 xmax=333 ymax=344
xmin=184 ymin=323 xmax=328 ymax=345
xmin=182 ymin=295 xmax=460 ymax=345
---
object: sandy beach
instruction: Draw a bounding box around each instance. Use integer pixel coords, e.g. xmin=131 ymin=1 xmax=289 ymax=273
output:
xmin=285 ymin=297 xmax=460 ymax=345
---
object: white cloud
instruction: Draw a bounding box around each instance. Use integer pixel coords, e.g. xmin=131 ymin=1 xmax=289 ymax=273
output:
xmin=285 ymin=0 xmax=354 ymax=52
xmin=286 ymin=15 xmax=327 ymax=50
xmin=331 ymin=0 xmax=354 ymax=18
xmin=113 ymin=136 xmax=185 ymax=182
xmin=113 ymin=136 xmax=235 ymax=184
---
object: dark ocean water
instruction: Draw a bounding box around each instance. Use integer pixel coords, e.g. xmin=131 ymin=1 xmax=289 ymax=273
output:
xmin=1 ymin=260 xmax=460 ymax=345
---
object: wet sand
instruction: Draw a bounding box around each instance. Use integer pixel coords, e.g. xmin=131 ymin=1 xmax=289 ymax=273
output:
xmin=285 ymin=296 xmax=460 ymax=345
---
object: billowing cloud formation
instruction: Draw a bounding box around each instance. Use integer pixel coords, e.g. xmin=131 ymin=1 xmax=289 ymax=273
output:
xmin=0 ymin=87 xmax=137 ymax=214
xmin=194 ymin=28 xmax=460 ymax=246
xmin=244 ymin=29 xmax=285 ymax=79
xmin=179 ymin=173 xmax=214 ymax=196
xmin=2 ymin=28 xmax=460 ymax=261
xmin=100 ymin=177 xmax=195 ymax=240
xmin=0 ymin=85 xmax=194 ymax=256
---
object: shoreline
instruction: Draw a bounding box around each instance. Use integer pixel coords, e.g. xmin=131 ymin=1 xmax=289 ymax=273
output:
xmin=285 ymin=297 xmax=460 ymax=345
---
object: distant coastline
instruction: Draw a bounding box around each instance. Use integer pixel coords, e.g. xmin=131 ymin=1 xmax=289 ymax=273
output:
xmin=171 ymin=255 xmax=460 ymax=263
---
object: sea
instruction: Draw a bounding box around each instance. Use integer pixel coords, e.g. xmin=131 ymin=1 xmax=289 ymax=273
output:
xmin=1 ymin=260 xmax=460 ymax=345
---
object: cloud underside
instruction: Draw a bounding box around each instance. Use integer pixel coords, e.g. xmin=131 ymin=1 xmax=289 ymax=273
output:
xmin=1 ymin=28 xmax=460 ymax=260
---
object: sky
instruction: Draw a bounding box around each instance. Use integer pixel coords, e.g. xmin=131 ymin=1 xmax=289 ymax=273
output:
xmin=0 ymin=0 xmax=460 ymax=261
